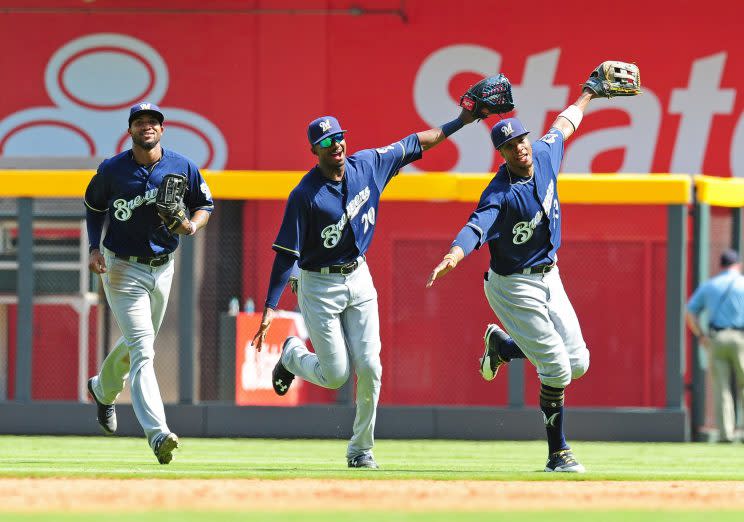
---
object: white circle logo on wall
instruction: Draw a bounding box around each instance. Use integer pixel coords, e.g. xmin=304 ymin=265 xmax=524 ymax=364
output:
xmin=0 ymin=33 xmax=227 ymax=169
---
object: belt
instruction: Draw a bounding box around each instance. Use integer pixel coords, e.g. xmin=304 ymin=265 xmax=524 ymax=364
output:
xmin=115 ymin=253 xmax=171 ymax=267
xmin=710 ymin=325 xmax=744 ymax=332
xmin=519 ymin=263 xmax=555 ymax=275
xmin=307 ymin=259 xmax=360 ymax=275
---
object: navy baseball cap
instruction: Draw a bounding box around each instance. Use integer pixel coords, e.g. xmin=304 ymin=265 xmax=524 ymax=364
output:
xmin=128 ymin=102 xmax=164 ymax=125
xmin=491 ymin=117 xmax=529 ymax=150
xmin=721 ymin=248 xmax=740 ymax=267
xmin=307 ymin=116 xmax=346 ymax=145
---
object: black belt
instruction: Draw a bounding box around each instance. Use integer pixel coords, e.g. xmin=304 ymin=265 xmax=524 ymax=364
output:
xmin=307 ymin=259 xmax=360 ymax=275
xmin=115 ymin=253 xmax=171 ymax=267
xmin=710 ymin=325 xmax=744 ymax=332
xmin=519 ymin=263 xmax=555 ymax=275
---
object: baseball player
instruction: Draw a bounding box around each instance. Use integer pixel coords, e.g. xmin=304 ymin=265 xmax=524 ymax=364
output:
xmin=85 ymin=102 xmax=214 ymax=464
xmin=251 ymin=105 xmax=488 ymax=469
xmin=426 ymin=63 xmax=641 ymax=472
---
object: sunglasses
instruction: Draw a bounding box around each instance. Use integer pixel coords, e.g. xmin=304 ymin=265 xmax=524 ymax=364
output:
xmin=318 ymin=133 xmax=345 ymax=148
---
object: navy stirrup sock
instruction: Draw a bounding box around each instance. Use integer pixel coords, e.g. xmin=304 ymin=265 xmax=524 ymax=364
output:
xmin=540 ymin=384 xmax=568 ymax=454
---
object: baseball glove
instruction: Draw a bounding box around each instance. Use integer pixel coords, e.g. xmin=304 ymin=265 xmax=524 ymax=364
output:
xmin=156 ymin=173 xmax=189 ymax=232
xmin=583 ymin=61 xmax=641 ymax=98
xmin=459 ymin=74 xmax=515 ymax=118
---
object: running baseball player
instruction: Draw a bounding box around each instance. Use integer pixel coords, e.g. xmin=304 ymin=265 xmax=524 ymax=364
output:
xmin=250 ymin=78 xmax=513 ymax=468
xmin=85 ymin=102 xmax=214 ymax=464
xmin=426 ymin=62 xmax=641 ymax=472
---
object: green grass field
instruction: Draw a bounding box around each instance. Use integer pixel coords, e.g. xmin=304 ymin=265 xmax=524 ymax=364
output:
xmin=0 ymin=436 xmax=742 ymax=521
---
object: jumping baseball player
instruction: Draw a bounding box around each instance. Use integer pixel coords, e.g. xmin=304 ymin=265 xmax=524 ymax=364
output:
xmin=249 ymin=81 xmax=513 ymax=468
xmin=426 ymin=63 xmax=641 ymax=472
xmin=85 ymin=102 xmax=214 ymax=464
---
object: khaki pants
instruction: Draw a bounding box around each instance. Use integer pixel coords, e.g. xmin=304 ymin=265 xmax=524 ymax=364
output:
xmin=708 ymin=329 xmax=744 ymax=442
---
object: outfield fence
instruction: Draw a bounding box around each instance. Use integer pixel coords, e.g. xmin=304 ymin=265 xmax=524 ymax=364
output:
xmin=0 ymin=170 xmax=740 ymax=442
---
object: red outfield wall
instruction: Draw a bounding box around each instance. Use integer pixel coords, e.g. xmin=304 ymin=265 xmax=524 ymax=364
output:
xmin=2 ymin=1 xmax=741 ymax=405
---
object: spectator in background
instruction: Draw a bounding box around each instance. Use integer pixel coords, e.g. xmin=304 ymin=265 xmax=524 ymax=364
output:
xmin=686 ymin=249 xmax=744 ymax=443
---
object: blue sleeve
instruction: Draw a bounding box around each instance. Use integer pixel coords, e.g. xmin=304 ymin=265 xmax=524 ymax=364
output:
xmin=265 ymin=251 xmax=297 ymax=309
xmin=272 ymin=189 xmax=306 ymax=257
xmin=357 ymin=133 xmax=423 ymax=192
xmin=184 ymin=162 xmax=214 ymax=213
xmin=84 ymin=169 xmax=107 ymax=212
xmin=86 ymin=207 xmax=106 ymax=252
xmin=463 ymin=188 xmax=502 ymax=246
xmin=534 ymin=128 xmax=565 ymax=174
xmin=84 ymin=170 xmax=107 ymax=251
xmin=451 ymin=225 xmax=480 ymax=257
xmin=687 ymin=283 xmax=707 ymax=315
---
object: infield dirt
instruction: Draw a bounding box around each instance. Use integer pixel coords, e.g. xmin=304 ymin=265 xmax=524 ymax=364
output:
xmin=2 ymin=479 xmax=743 ymax=512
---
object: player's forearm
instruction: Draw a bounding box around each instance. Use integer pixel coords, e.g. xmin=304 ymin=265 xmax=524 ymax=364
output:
xmin=85 ymin=207 xmax=106 ymax=252
xmin=189 ymin=210 xmax=210 ymax=234
xmin=416 ymin=110 xmax=474 ymax=151
xmin=265 ymin=251 xmax=297 ymax=309
xmin=552 ymin=90 xmax=595 ymax=140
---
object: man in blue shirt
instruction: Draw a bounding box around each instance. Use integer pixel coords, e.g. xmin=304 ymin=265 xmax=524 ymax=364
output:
xmin=687 ymin=249 xmax=744 ymax=443
xmin=251 ymin=104 xmax=488 ymax=469
xmin=85 ymin=102 xmax=214 ymax=463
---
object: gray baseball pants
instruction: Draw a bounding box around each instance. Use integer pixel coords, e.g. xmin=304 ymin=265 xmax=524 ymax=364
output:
xmin=89 ymin=248 xmax=174 ymax=449
xmin=282 ymin=258 xmax=381 ymax=460
xmin=483 ymin=266 xmax=590 ymax=388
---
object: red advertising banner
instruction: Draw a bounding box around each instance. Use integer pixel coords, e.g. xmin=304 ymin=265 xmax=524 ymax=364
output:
xmin=1 ymin=0 xmax=743 ymax=176
xmin=234 ymin=311 xmax=306 ymax=406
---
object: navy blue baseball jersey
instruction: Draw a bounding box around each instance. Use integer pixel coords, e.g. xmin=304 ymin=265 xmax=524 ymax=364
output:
xmin=85 ymin=148 xmax=214 ymax=256
xmin=461 ymin=128 xmax=564 ymax=275
xmin=272 ymin=134 xmax=422 ymax=269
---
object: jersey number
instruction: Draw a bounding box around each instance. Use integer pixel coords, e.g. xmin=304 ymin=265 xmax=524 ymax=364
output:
xmin=540 ymin=132 xmax=559 ymax=144
xmin=361 ymin=207 xmax=376 ymax=233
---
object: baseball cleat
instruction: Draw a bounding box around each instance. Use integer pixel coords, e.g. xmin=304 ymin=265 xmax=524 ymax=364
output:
xmin=544 ymin=449 xmax=585 ymax=473
xmin=479 ymin=324 xmax=509 ymax=381
xmin=153 ymin=432 xmax=180 ymax=465
xmin=272 ymin=338 xmax=296 ymax=396
xmin=87 ymin=377 xmax=117 ymax=435
xmin=347 ymin=454 xmax=379 ymax=469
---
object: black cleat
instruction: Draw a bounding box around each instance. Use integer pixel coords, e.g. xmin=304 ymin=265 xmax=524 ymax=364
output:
xmin=87 ymin=377 xmax=117 ymax=435
xmin=153 ymin=432 xmax=180 ymax=465
xmin=272 ymin=338 xmax=296 ymax=396
xmin=479 ymin=324 xmax=509 ymax=381
xmin=545 ymin=449 xmax=586 ymax=473
xmin=347 ymin=454 xmax=379 ymax=469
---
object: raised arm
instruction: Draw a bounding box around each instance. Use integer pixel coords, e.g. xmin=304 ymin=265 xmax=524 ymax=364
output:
xmin=552 ymin=61 xmax=641 ymax=141
xmin=550 ymin=89 xmax=595 ymax=142
xmin=416 ymin=73 xmax=516 ymax=150
xmin=416 ymin=108 xmax=478 ymax=151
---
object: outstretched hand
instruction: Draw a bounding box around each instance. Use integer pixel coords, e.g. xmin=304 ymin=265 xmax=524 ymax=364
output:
xmin=251 ymin=307 xmax=276 ymax=352
xmin=426 ymin=256 xmax=458 ymax=288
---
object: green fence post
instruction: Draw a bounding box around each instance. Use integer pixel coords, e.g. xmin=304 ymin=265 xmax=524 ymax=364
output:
xmin=691 ymin=201 xmax=710 ymax=440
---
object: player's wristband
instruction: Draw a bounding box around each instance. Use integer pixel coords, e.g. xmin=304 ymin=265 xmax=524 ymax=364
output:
xmin=441 ymin=118 xmax=465 ymax=138
xmin=558 ymin=105 xmax=583 ymax=131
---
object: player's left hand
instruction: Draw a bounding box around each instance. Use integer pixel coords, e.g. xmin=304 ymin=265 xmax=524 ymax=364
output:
xmin=251 ymin=307 xmax=275 ymax=352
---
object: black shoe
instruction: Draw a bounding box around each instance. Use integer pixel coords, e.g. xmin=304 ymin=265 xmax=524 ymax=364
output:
xmin=153 ymin=432 xmax=180 ymax=465
xmin=272 ymin=339 xmax=296 ymax=396
xmin=479 ymin=324 xmax=509 ymax=381
xmin=87 ymin=377 xmax=117 ymax=435
xmin=347 ymin=454 xmax=379 ymax=469
xmin=544 ymin=449 xmax=585 ymax=473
